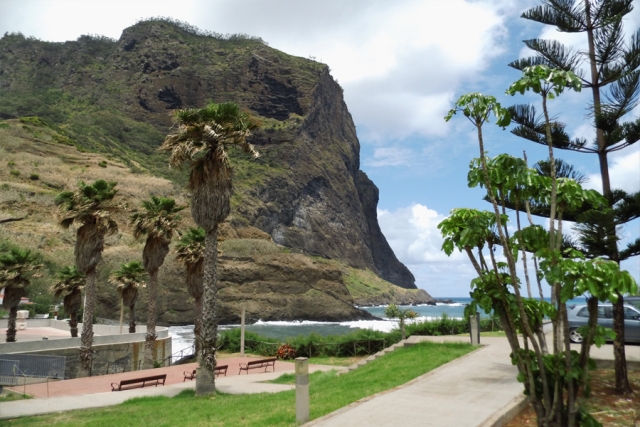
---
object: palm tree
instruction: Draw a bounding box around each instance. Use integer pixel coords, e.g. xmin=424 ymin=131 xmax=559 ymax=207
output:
xmin=109 ymin=261 xmax=146 ymax=334
xmin=51 ymin=265 xmax=85 ymax=337
xmin=130 ymin=196 xmax=184 ymax=368
xmin=160 ymin=101 xmax=259 ymax=395
xmin=55 ymin=179 xmax=119 ymax=375
xmin=385 ymin=303 xmax=418 ymax=341
xmin=0 ymin=248 xmax=41 ymax=342
xmin=176 ymin=227 xmax=205 ymax=356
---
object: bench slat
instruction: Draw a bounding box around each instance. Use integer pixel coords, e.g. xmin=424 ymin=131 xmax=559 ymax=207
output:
xmin=239 ymin=358 xmax=276 ymax=375
xmin=111 ymin=374 xmax=166 ymax=391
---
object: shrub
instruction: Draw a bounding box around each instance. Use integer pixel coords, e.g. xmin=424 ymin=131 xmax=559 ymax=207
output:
xmin=220 ymin=239 xmax=281 ymax=258
xmin=29 ymin=173 xmax=39 ymax=180
xmin=0 ymin=122 xmax=9 ymax=129
xmin=10 ymin=170 xmax=20 ymax=177
xmin=276 ymin=344 xmax=296 ymax=360
xmin=98 ymin=161 xmax=107 ymax=168
xmin=19 ymin=116 xmax=47 ymax=127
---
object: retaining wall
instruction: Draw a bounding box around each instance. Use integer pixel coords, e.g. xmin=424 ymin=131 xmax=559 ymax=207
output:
xmin=0 ymin=320 xmax=171 ymax=379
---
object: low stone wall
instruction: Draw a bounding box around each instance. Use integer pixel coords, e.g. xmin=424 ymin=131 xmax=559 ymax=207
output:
xmin=1 ymin=337 xmax=172 ymax=379
xmin=0 ymin=319 xmax=172 ymax=379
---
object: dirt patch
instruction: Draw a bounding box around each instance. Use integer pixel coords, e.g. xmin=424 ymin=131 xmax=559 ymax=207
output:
xmin=506 ymin=369 xmax=640 ymax=426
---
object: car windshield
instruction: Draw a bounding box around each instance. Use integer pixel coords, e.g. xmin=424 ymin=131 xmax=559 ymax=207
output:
xmin=628 ymin=299 xmax=640 ymax=311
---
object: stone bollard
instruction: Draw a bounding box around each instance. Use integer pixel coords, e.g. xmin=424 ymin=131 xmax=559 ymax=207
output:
xmin=295 ymin=357 xmax=309 ymax=424
xmin=470 ymin=313 xmax=480 ymax=345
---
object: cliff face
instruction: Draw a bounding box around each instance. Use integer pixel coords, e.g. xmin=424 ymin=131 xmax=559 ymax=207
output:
xmin=0 ymin=19 xmax=417 ymax=290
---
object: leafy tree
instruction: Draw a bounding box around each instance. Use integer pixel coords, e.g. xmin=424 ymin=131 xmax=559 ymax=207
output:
xmin=384 ymin=303 xmax=417 ymax=340
xmin=55 ymin=179 xmax=119 ymax=375
xmin=130 ymin=196 xmax=184 ymax=368
xmin=443 ymin=69 xmax=637 ymax=426
xmin=109 ymin=261 xmax=146 ymax=334
xmin=0 ymin=248 xmax=41 ymax=342
xmin=51 ymin=265 xmax=85 ymax=337
xmin=511 ymin=0 xmax=640 ymax=394
xmin=176 ymin=227 xmax=205 ymax=356
xmin=160 ymin=101 xmax=259 ymax=395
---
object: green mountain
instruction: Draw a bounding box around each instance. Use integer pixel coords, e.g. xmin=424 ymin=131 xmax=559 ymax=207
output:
xmin=0 ymin=19 xmax=431 ymax=323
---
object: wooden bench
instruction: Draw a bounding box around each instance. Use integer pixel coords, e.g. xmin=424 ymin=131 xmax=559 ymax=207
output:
xmin=238 ymin=358 xmax=276 ymax=375
xmin=183 ymin=365 xmax=228 ymax=381
xmin=111 ymin=374 xmax=166 ymax=391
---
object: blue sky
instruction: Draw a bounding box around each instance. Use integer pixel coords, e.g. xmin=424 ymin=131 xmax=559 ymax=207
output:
xmin=1 ymin=0 xmax=638 ymax=297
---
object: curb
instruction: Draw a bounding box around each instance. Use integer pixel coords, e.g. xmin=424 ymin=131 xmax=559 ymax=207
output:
xmin=335 ymin=339 xmax=410 ymax=376
xmin=479 ymin=394 xmax=530 ymax=427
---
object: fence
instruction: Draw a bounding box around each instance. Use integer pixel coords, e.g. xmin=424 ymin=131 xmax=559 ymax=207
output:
xmin=243 ymin=338 xmax=388 ymax=358
xmin=0 ymin=353 xmax=65 ymax=379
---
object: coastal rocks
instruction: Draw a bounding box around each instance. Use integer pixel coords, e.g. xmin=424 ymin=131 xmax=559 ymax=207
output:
xmin=97 ymin=249 xmax=377 ymax=325
xmin=355 ymin=171 xmax=416 ymax=289
xmin=353 ymin=289 xmax=435 ymax=308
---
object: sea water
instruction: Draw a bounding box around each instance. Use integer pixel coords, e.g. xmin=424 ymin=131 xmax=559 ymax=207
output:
xmin=168 ymin=296 xmax=588 ymax=355
xmin=168 ymin=297 xmax=475 ymax=355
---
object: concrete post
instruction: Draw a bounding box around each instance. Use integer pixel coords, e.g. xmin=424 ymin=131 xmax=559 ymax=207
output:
xmin=470 ymin=313 xmax=480 ymax=345
xmin=295 ymin=357 xmax=309 ymax=424
xmin=240 ymin=306 xmax=246 ymax=357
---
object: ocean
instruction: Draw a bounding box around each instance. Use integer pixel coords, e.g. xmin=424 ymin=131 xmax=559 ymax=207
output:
xmin=169 ymin=297 xmax=475 ymax=355
xmin=168 ymin=296 xmax=588 ymax=356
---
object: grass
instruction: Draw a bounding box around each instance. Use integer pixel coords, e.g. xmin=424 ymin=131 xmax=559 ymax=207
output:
xmin=307 ymin=355 xmax=365 ymax=367
xmin=0 ymin=391 xmax=32 ymax=402
xmin=267 ymin=370 xmax=334 ymax=385
xmin=6 ymin=341 xmax=475 ymax=427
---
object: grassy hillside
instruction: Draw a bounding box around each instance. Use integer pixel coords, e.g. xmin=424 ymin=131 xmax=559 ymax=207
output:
xmin=0 ymin=118 xmax=415 ymax=318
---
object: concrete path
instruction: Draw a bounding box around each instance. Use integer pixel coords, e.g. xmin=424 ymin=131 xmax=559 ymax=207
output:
xmin=305 ymin=336 xmax=522 ymax=427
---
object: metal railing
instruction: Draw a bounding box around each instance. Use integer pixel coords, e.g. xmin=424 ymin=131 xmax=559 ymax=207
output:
xmin=157 ymin=345 xmax=196 ymax=367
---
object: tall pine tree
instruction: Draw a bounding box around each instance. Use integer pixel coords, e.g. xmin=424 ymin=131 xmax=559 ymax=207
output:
xmin=509 ymin=0 xmax=640 ymax=394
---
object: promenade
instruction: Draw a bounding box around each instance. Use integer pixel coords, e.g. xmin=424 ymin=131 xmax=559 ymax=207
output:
xmin=0 ymin=335 xmax=637 ymax=426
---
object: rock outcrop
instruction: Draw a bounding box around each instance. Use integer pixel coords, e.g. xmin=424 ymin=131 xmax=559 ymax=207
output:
xmin=0 ymin=20 xmax=416 ymax=289
xmin=0 ymin=19 xmax=426 ymax=324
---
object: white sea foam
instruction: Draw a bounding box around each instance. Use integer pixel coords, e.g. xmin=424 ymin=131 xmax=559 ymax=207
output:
xmin=252 ymin=319 xmax=340 ymax=326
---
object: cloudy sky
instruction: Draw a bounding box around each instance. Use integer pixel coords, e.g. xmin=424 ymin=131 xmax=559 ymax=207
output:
xmin=1 ymin=0 xmax=638 ymax=297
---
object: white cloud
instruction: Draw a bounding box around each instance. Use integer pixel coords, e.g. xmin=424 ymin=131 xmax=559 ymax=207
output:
xmin=366 ymin=147 xmax=415 ymax=168
xmin=377 ymin=204 xmax=479 ymax=295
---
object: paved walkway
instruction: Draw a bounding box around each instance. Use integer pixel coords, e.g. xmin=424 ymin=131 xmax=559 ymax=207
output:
xmin=306 ymin=336 xmax=522 ymax=427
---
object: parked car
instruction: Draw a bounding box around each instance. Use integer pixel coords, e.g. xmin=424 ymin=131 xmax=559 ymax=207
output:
xmin=626 ymin=296 xmax=640 ymax=310
xmin=567 ymin=303 xmax=640 ymax=344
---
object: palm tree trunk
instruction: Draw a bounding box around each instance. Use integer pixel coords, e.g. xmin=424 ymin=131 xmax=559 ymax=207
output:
xmin=6 ymin=306 xmax=18 ymax=342
xmin=196 ymin=225 xmax=219 ymax=396
xmin=69 ymin=312 xmax=78 ymax=337
xmin=78 ymin=268 xmax=96 ymax=377
xmin=119 ymin=299 xmax=124 ymax=334
xmin=144 ymin=270 xmax=158 ymax=369
xmin=194 ymin=296 xmax=203 ymax=357
xmin=129 ymin=303 xmax=136 ymax=333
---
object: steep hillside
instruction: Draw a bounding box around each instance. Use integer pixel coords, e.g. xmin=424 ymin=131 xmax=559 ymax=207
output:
xmin=0 ymin=121 xmax=430 ymax=323
xmin=0 ymin=19 xmax=418 ymax=290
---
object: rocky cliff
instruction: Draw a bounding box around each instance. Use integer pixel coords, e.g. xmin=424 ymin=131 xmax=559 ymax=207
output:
xmin=0 ymin=19 xmax=428 ymax=323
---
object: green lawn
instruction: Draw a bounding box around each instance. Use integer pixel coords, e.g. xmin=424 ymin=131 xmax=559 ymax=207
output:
xmin=0 ymin=391 xmax=31 ymax=402
xmin=7 ymin=342 xmax=475 ymax=427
